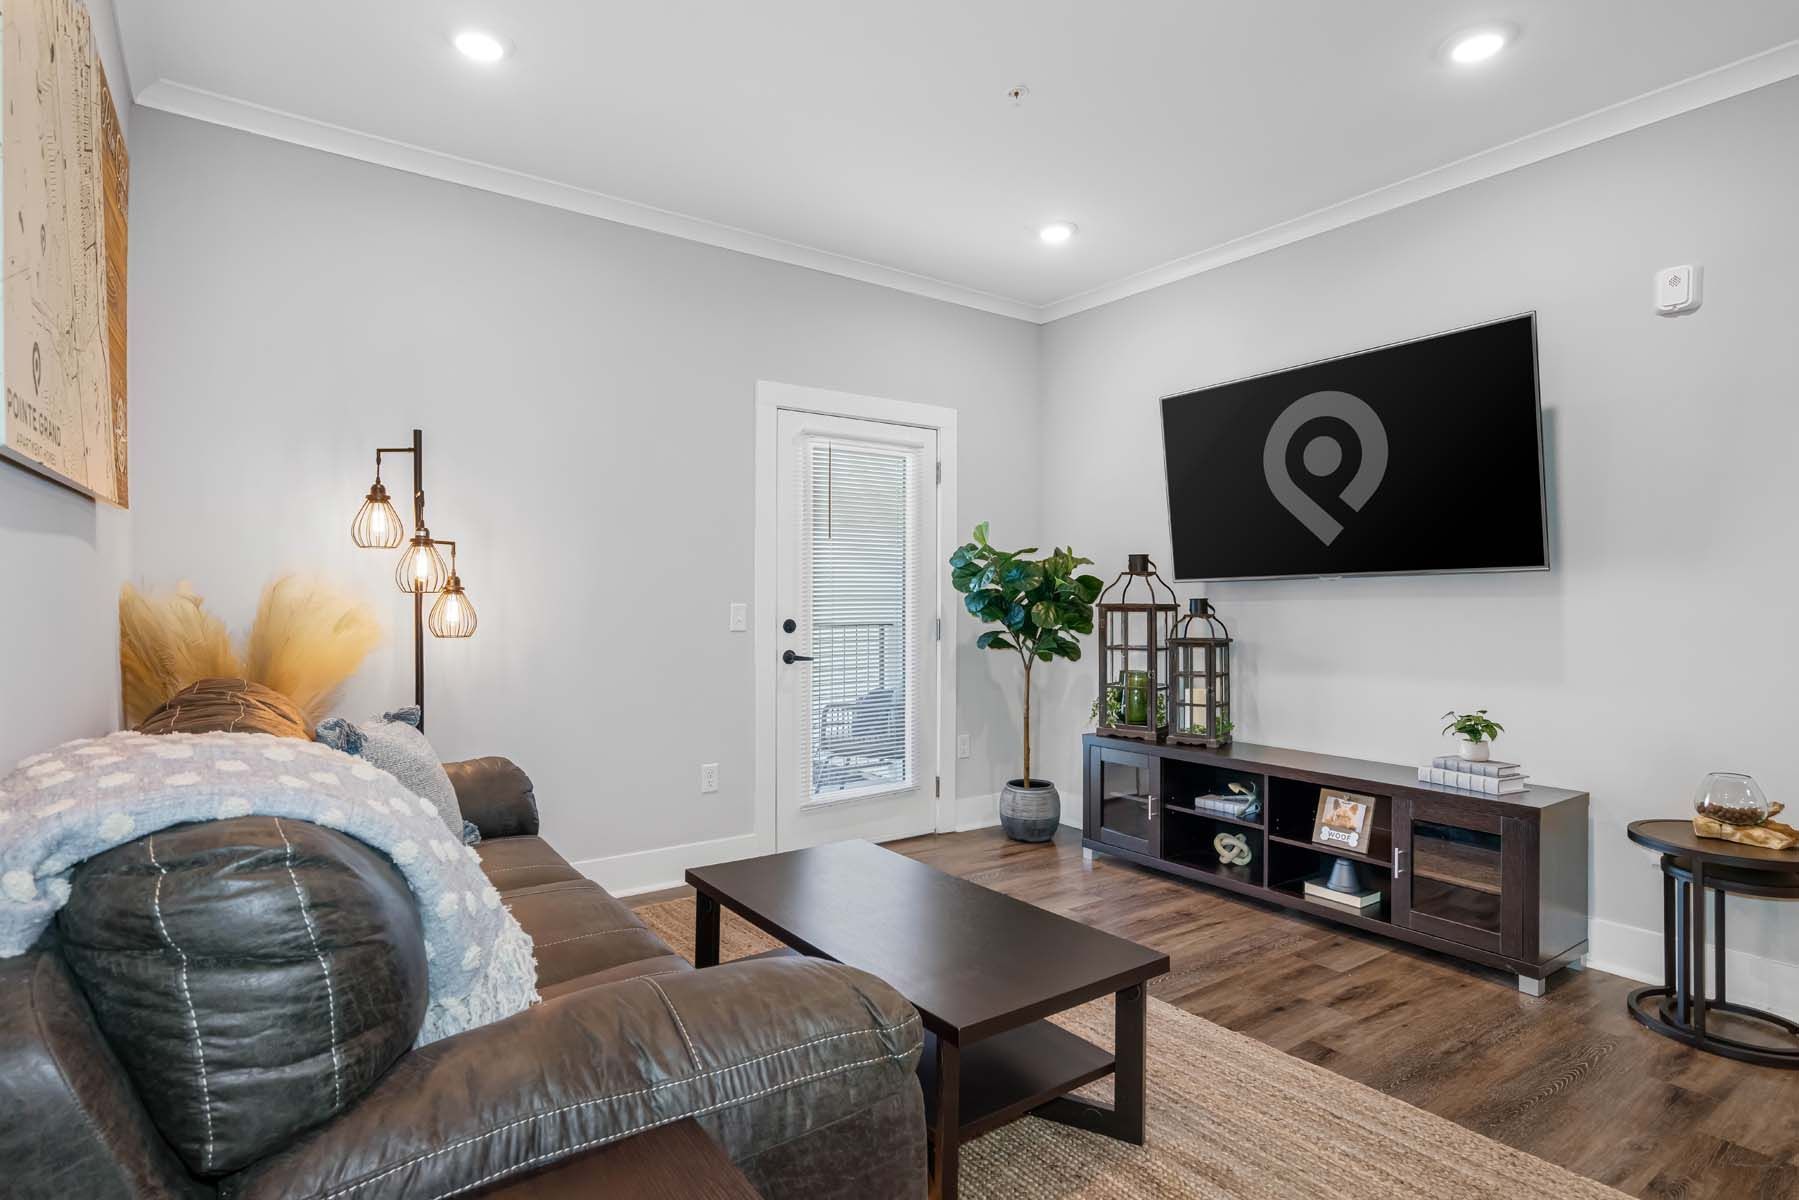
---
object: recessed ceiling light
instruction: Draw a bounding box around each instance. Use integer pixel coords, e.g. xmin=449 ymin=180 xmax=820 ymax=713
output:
xmin=1039 ymin=222 xmax=1077 ymax=246
xmin=453 ymin=30 xmax=509 ymax=63
xmin=1445 ymin=26 xmax=1512 ymax=65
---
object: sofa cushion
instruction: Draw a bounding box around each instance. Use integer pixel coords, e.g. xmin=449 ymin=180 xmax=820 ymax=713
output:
xmin=504 ymin=881 xmax=674 ymax=988
xmin=537 ymin=953 xmax=693 ymax=1001
xmin=487 ymin=877 xmax=595 ymax=901
xmin=477 ymin=835 xmax=584 ymax=893
xmin=220 ymin=956 xmax=924 ymax=1200
xmin=137 ymin=677 xmax=309 ymax=739
xmin=56 ymin=818 xmax=427 ymax=1177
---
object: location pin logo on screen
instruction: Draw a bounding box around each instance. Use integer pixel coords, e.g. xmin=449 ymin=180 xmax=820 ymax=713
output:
xmin=1261 ymin=390 xmax=1389 ymax=546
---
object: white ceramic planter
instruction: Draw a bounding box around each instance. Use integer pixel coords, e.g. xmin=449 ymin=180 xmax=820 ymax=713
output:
xmin=1458 ymin=739 xmax=1491 ymax=761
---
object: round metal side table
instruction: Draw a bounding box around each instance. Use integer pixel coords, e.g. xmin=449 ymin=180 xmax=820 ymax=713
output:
xmin=1626 ymin=819 xmax=1799 ymax=1068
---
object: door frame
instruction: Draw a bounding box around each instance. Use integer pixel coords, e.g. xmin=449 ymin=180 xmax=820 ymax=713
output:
xmin=753 ymin=380 xmax=959 ymax=852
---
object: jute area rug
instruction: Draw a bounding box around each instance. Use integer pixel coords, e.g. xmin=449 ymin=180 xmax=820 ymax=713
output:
xmin=635 ymin=899 xmax=1626 ymax=1200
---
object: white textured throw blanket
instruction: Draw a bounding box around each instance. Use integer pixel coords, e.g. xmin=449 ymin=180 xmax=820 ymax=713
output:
xmin=0 ymin=730 xmax=538 ymax=1044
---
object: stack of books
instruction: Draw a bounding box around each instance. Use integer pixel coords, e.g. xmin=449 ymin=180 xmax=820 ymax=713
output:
xmin=1188 ymin=791 xmax=1260 ymax=820
xmin=1302 ymin=877 xmax=1382 ymax=912
xmin=1418 ymin=756 xmax=1529 ymax=795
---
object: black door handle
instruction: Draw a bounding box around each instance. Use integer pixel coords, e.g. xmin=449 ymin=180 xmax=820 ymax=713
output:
xmin=782 ymin=650 xmax=814 ymax=665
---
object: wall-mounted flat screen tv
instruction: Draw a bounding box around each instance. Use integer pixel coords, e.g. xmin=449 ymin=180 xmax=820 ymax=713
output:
xmin=1161 ymin=313 xmax=1548 ymax=581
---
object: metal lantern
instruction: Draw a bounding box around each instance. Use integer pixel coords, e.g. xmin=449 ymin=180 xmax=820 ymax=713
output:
xmin=1094 ymin=554 xmax=1178 ymax=742
xmin=1169 ymin=597 xmax=1233 ymax=747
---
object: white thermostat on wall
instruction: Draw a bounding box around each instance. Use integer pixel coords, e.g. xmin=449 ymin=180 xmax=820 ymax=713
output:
xmin=1655 ymin=264 xmax=1702 ymax=315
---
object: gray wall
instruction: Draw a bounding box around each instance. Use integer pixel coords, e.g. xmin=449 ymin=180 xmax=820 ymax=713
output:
xmin=125 ymin=109 xmax=1041 ymax=878
xmin=1037 ymin=77 xmax=1799 ymax=1000
xmin=51 ymin=55 xmax=1799 ymax=996
xmin=0 ymin=0 xmax=132 ymax=769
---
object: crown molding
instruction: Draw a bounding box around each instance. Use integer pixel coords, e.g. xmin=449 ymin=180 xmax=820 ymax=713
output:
xmin=1036 ymin=38 xmax=1799 ymax=323
xmin=135 ymin=37 xmax=1799 ymax=328
xmin=132 ymin=80 xmax=1041 ymax=324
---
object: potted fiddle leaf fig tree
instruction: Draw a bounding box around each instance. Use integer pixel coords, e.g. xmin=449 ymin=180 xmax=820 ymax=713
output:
xmin=950 ymin=523 xmax=1104 ymax=842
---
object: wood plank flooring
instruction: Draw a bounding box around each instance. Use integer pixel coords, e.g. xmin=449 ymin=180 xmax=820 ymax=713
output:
xmin=634 ymin=826 xmax=1799 ymax=1199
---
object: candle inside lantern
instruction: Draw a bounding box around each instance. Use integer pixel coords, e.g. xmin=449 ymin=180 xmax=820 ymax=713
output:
xmin=1123 ymin=670 xmax=1149 ymax=725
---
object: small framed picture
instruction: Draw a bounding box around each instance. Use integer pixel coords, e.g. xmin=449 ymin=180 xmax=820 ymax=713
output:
xmin=1312 ymin=788 xmax=1377 ymax=855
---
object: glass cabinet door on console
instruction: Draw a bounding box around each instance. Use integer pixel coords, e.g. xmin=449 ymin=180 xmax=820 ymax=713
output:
xmin=1085 ymin=744 xmax=1159 ymax=857
xmin=1391 ymin=796 xmax=1523 ymax=957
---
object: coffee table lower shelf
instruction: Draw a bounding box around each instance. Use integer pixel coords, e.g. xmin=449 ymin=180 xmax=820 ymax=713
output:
xmin=918 ymin=1019 xmax=1116 ymax=1143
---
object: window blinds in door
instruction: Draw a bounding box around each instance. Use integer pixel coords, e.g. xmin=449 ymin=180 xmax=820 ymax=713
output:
xmin=796 ymin=436 xmax=918 ymax=802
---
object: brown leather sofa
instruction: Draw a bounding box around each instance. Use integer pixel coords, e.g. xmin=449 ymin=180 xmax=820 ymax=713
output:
xmin=0 ymin=755 xmax=928 ymax=1198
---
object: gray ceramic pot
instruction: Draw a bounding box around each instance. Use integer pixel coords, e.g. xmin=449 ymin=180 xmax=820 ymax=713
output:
xmin=999 ymin=779 xmax=1061 ymax=843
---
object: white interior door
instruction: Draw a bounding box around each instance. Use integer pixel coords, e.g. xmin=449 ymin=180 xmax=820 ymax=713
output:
xmin=775 ymin=410 xmax=939 ymax=850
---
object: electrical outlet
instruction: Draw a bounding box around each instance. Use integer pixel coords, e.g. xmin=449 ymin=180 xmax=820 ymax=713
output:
xmin=700 ymin=763 xmax=720 ymax=793
xmin=956 ymin=733 xmax=971 ymax=759
xmin=728 ymin=603 xmax=748 ymax=632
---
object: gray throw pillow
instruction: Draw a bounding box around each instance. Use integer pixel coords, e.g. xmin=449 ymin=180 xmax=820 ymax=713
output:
xmin=315 ymin=707 xmax=467 ymax=841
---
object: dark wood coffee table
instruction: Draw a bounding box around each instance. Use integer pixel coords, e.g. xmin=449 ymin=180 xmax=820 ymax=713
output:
xmin=687 ymin=839 xmax=1169 ymax=1200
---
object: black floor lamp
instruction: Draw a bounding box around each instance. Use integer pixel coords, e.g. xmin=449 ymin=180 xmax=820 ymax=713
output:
xmin=349 ymin=428 xmax=477 ymax=730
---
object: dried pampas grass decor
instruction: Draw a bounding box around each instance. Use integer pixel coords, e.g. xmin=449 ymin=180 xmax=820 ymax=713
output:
xmin=243 ymin=576 xmax=383 ymax=725
xmin=119 ymin=584 xmax=242 ymax=726
xmin=119 ymin=576 xmax=382 ymax=728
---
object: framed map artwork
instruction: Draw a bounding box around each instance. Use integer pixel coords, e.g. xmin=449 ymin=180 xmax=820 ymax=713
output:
xmin=1 ymin=0 xmax=130 ymax=505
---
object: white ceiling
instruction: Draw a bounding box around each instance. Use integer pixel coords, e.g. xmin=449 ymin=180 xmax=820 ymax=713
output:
xmin=115 ymin=1 xmax=1799 ymax=321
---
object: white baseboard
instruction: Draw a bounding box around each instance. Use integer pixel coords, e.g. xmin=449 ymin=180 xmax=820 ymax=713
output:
xmin=1587 ymin=916 xmax=1799 ymax=1022
xmin=571 ymin=832 xmax=761 ymax=898
xmin=952 ymin=792 xmax=1000 ymax=833
xmin=585 ymin=798 xmax=999 ymax=897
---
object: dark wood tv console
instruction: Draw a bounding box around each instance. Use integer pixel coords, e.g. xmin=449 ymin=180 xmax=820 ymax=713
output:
xmin=1081 ymin=734 xmax=1589 ymax=993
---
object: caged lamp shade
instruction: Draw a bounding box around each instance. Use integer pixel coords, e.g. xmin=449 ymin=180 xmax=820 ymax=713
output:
xmin=428 ymin=574 xmax=478 ymax=638
xmin=351 ymin=480 xmax=405 ymax=549
xmin=395 ymin=531 xmax=448 ymax=594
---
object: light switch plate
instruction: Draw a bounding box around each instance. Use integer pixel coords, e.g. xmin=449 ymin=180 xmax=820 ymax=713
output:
xmin=728 ymin=603 xmax=748 ymax=632
xmin=956 ymin=733 xmax=970 ymax=759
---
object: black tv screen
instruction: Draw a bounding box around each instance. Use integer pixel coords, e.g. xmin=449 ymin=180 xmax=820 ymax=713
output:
xmin=1161 ymin=314 xmax=1548 ymax=581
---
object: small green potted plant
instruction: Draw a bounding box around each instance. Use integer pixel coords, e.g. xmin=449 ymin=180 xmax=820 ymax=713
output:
xmin=1441 ymin=709 xmax=1504 ymax=761
xmin=951 ymin=523 xmax=1102 ymax=842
